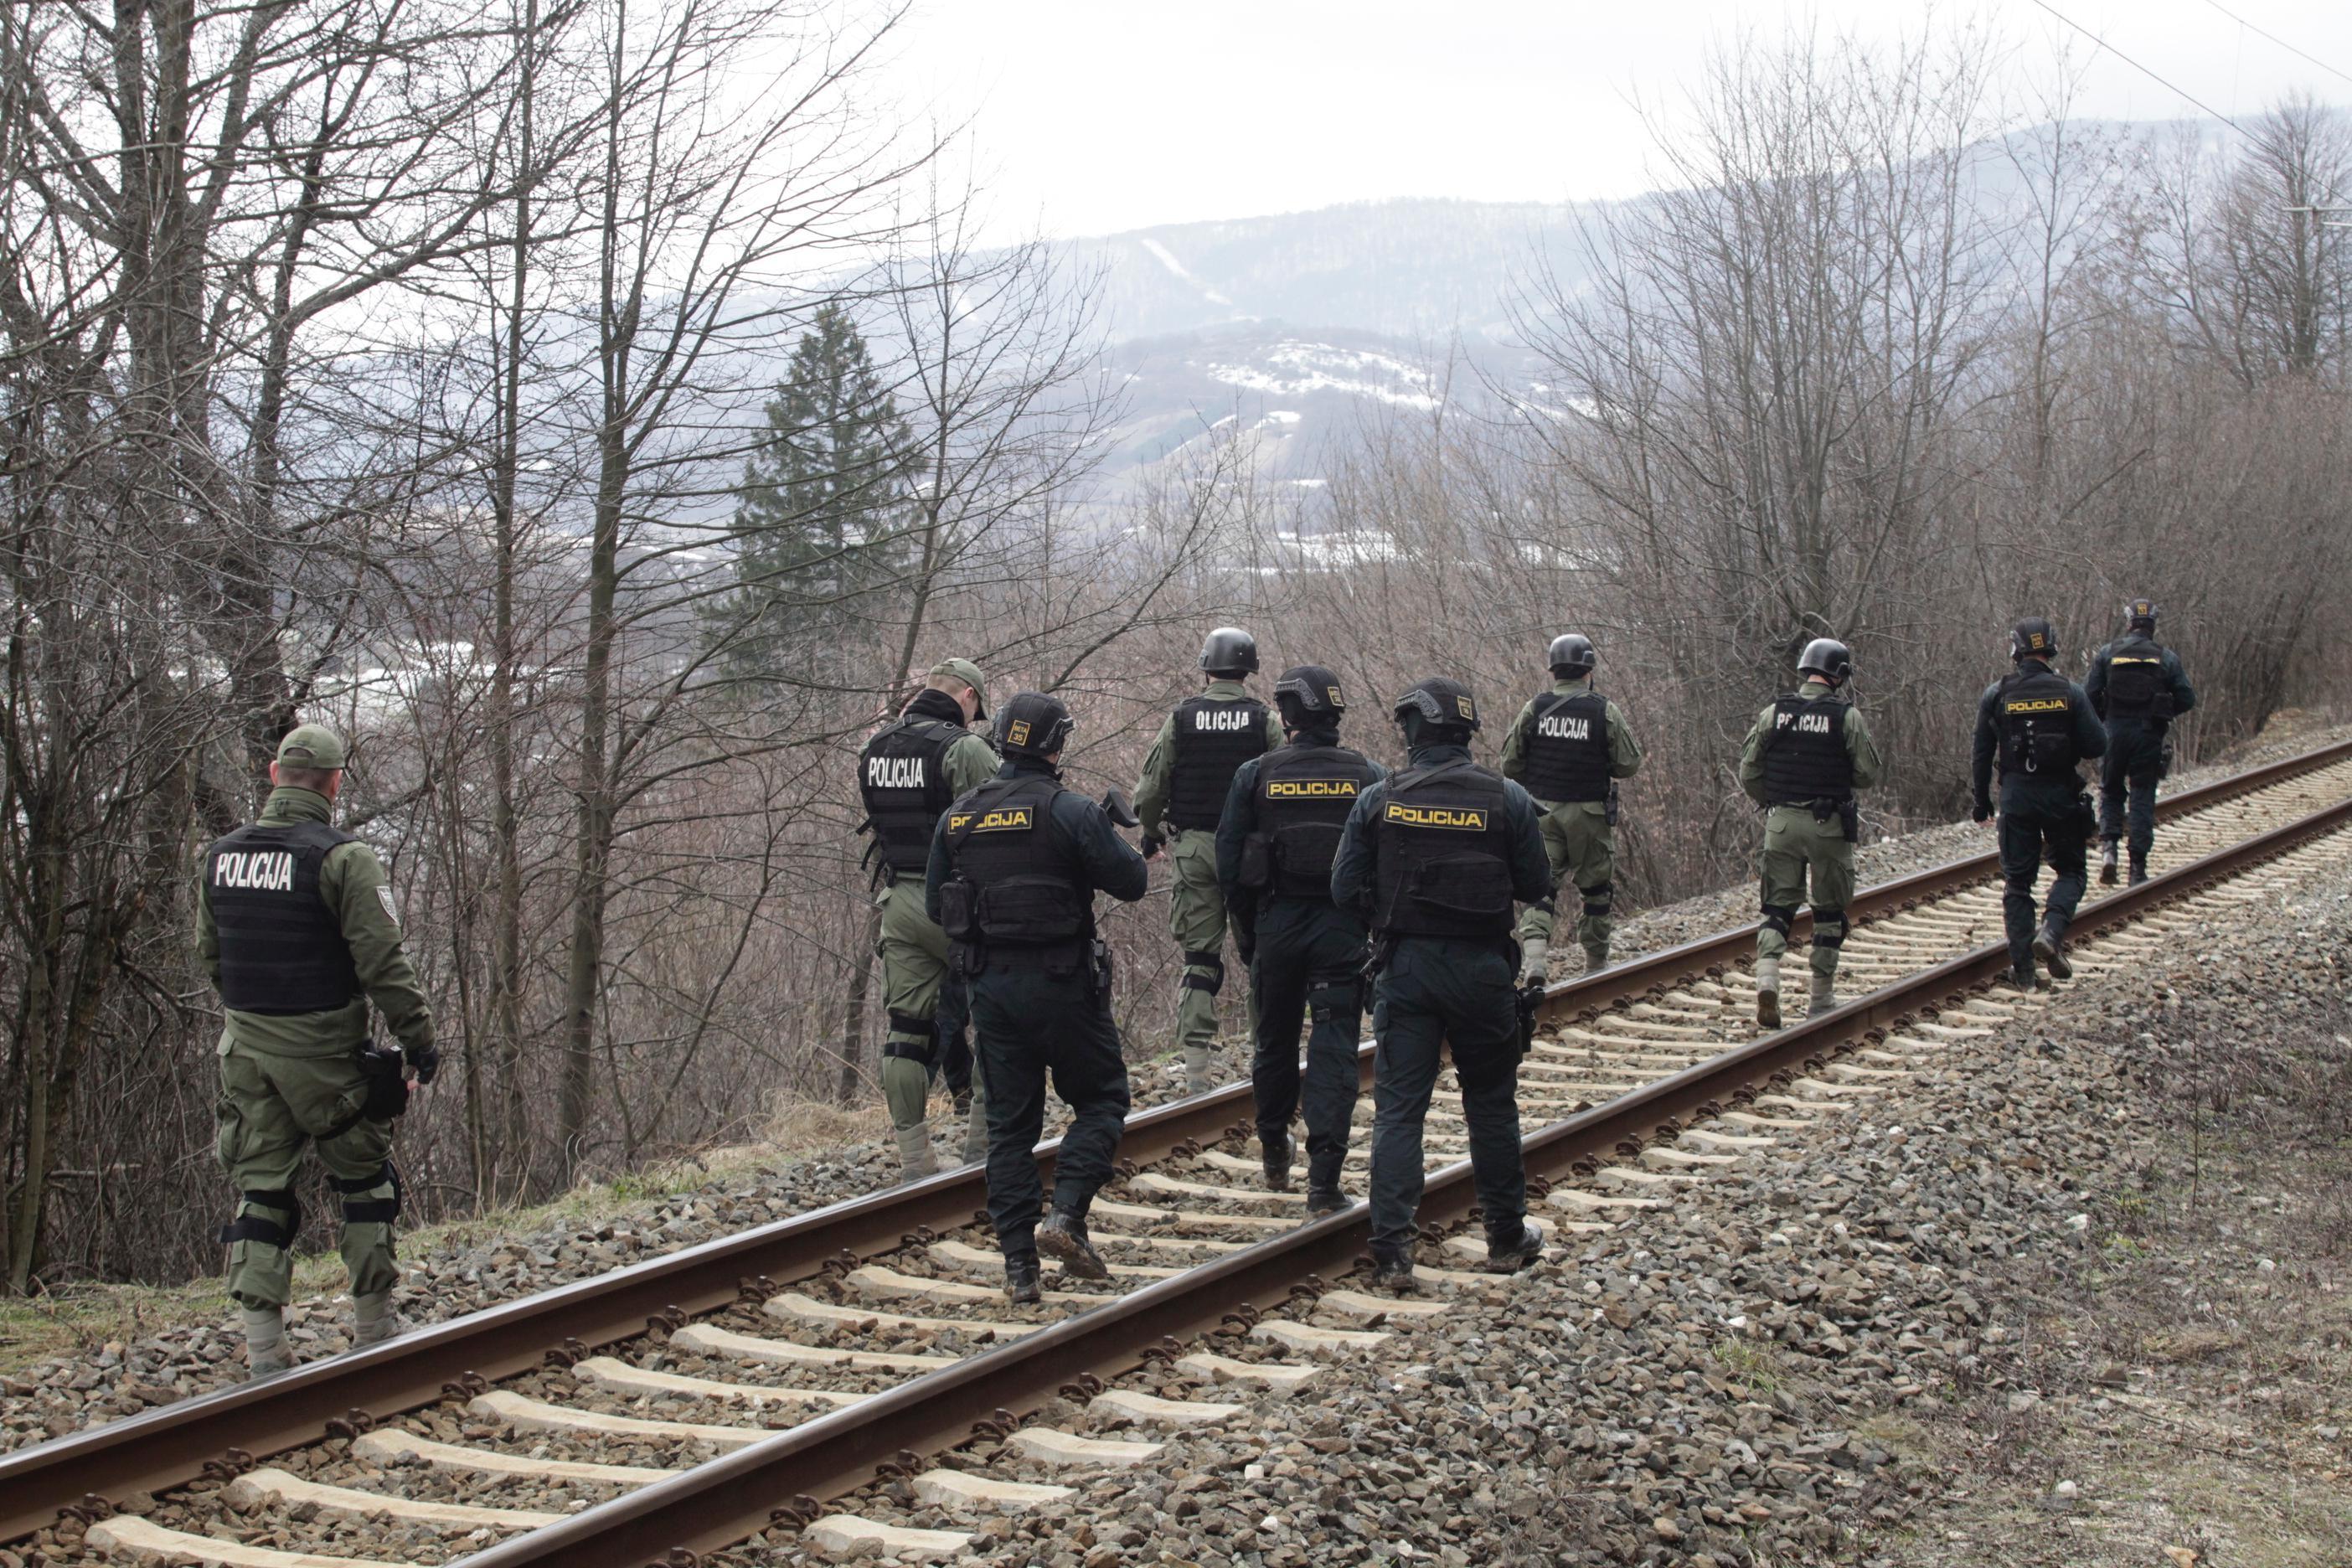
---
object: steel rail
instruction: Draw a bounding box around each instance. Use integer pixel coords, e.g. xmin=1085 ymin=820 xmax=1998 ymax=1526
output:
xmin=457 ymin=757 xmax=2352 ymax=1566
xmin=0 ymin=735 xmax=2343 ymax=1540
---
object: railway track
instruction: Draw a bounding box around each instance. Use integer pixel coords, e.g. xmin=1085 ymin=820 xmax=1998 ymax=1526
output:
xmin=10 ymin=739 xmax=2352 ymax=1566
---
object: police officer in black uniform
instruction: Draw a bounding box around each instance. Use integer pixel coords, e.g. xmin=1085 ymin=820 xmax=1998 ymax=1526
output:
xmin=1215 ymin=666 xmax=1385 ymax=1212
xmin=1973 ymin=618 xmax=2108 ymax=989
xmin=2085 ymin=599 xmax=2197 ymax=886
xmin=928 ymin=692 xmax=1149 ymax=1301
xmin=1331 ymin=678 xmax=1554 ymax=1291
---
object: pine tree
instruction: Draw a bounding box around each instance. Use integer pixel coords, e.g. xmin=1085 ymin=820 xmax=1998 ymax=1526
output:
xmin=716 ymin=303 xmax=914 ymax=678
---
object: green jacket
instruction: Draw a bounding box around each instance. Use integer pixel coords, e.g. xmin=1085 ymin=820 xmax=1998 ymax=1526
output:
xmin=1498 ymin=677 xmax=1644 ymax=803
xmin=196 ymin=787 xmax=436 ymax=1059
xmin=1131 ymin=679 xmax=1286 ymax=836
xmin=1737 ymin=678 xmax=1886 ymax=805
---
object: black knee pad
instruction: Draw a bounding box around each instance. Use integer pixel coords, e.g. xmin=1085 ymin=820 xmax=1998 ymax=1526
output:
xmin=885 ymin=1008 xmax=936 ymax=1041
xmin=219 ymin=1189 xmax=301 ymax=1249
xmin=1182 ymin=949 xmax=1225 ymax=996
xmin=1810 ymin=908 xmax=1847 ymax=949
xmin=1759 ymin=903 xmax=1797 ymax=939
xmin=1531 ymin=895 xmax=1556 ymax=919
xmin=1579 ymin=880 xmax=1612 ymax=918
xmin=333 ymin=1162 xmax=402 ymax=1226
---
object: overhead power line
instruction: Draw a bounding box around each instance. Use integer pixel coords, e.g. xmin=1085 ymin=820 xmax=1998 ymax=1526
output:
xmin=2024 ymin=0 xmax=2253 ymax=141
xmin=2200 ymin=0 xmax=2352 ymax=91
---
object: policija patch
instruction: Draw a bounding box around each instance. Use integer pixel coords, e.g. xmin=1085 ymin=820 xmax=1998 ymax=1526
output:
xmin=1267 ymin=778 xmax=1360 ymax=799
xmin=1385 ymin=801 xmax=1488 ymax=831
xmin=949 ymin=807 xmax=1034 ymax=833
xmin=2004 ymin=697 xmax=2069 ymax=715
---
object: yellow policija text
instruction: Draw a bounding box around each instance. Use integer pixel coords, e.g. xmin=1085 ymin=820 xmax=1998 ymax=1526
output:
xmin=1385 ymin=802 xmax=1488 ymax=831
xmin=950 ymin=807 xmax=1034 ymax=833
xmin=1267 ymin=780 xmax=1360 ymax=798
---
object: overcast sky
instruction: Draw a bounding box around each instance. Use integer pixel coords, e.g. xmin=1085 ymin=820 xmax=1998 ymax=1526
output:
xmin=887 ymin=0 xmax=2352 ymax=238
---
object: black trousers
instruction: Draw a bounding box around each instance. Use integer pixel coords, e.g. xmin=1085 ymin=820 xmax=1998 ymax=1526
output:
xmin=2097 ymin=720 xmax=2167 ymax=858
xmin=2000 ymin=792 xmax=2093 ymax=969
xmin=1246 ymin=898 xmax=1369 ymax=1191
xmin=933 ymin=971 xmax=972 ymax=1097
xmin=970 ymin=959 xmax=1130 ymax=1265
xmin=1366 ymin=938 xmax=1527 ymax=1259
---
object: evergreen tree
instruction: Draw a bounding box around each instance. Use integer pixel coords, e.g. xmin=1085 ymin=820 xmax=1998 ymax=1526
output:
xmin=716 ymin=303 xmax=914 ymax=678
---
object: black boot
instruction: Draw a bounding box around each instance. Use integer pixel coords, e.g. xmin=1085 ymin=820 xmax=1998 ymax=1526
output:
xmin=1304 ymin=1184 xmax=1349 ymax=1217
xmin=1369 ymin=1251 xmax=1419 ymax=1294
xmin=2030 ymin=920 xmax=2072 ymax=981
xmin=1036 ymin=1210 xmax=1111 ymax=1281
xmin=2097 ymin=841 xmax=2118 ymax=886
xmin=1261 ymin=1129 xmax=1293 ymax=1193
xmin=1487 ymin=1219 xmax=1547 ymax=1273
xmin=1003 ymin=1258 xmax=1041 ymax=1304
xmin=1997 ymin=963 xmax=2040 ymax=993
xmin=2128 ymin=852 xmax=2148 ymax=886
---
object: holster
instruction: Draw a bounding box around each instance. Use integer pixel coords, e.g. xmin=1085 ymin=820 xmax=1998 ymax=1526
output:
xmin=1604 ymin=782 xmax=1620 ymax=828
xmin=326 ymin=1043 xmax=409 ymax=1138
xmin=1514 ymin=982 xmax=1545 ymax=1063
xmin=1836 ymin=798 xmax=1859 ymax=843
xmin=1090 ymin=937 xmax=1114 ymax=997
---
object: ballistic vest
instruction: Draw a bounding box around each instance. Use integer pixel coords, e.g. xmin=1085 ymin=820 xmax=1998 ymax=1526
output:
xmin=1518 ymin=689 xmax=1612 ymax=803
xmin=1167 ymin=695 xmax=1270 ymax=830
xmin=2102 ymin=636 xmax=2169 ymax=720
xmin=938 ymin=775 xmax=1091 ymax=950
xmin=1252 ymin=741 xmax=1380 ymax=902
xmin=1996 ymin=664 xmax=2082 ymax=778
xmin=1759 ymin=695 xmax=1854 ymax=805
xmin=859 ymin=706 xmax=967 ymax=875
xmin=1371 ymin=761 xmax=1517 ymax=941
xmin=204 ymin=818 xmax=364 ymax=1015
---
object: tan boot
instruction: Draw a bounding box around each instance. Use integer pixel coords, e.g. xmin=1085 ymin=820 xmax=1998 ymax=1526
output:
xmin=959 ymin=1091 xmax=989 ymax=1166
xmin=1516 ymin=938 xmax=1549 ymax=987
xmin=241 ymin=1307 xmax=293 ymax=1379
xmin=894 ymin=1122 xmax=937 ymax=1184
xmin=1808 ymin=972 xmax=1838 ymax=1019
xmin=1754 ymin=956 xmax=1782 ymax=1029
xmin=1582 ymin=940 xmax=1610 ymax=975
xmin=352 ymin=1292 xmax=405 ymax=1349
xmin=1183 ymin=1044 xmax=1214 ymax=1098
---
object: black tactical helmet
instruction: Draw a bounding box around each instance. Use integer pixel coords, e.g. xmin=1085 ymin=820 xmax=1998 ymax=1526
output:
xmin=1272 ymin=664 xmax=1347 ymax=720
xmin=2010 ymin=617 xmax=2058 ymax=662
xmin=1796 ymin=637 xmax=1853 ymax=685
xmin=1547 ymin=633 xmax=1596 ymax=677
xmin=1392 ymin=676 xmax=1481 ymax=733
xmin=992 ymin=691 xmax=1074 ymax=757
xmin=1199 ymin=627 xmax=1260 ymax=677
xmin=2125 ymin=598 xmax=2158 ymax=632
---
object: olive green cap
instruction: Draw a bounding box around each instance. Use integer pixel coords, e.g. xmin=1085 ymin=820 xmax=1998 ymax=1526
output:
xmin=275 ymin=723 xmax=346 ymax=771
xmin=928 ymin=658 xmax=988 ymax=720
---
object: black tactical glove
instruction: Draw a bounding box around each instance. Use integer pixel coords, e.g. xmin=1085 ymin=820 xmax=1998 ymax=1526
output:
xmin=1140 ymin=831 xmax=1165 ymax=861
xmin=406 ymin=1040 xmax=441 ymax=1086
xmin=1972 ymin=798 xmax=1994 ymax=824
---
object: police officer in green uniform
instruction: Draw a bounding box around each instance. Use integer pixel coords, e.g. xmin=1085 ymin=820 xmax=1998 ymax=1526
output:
xmin=2085 ymin=599 xmax=2197 ymax=886
xmin=928 ymin=693 xmax=1149 ymax=1302
xmin=1500 ymin=633 xmax=1644 ymax=982
xmin=1331 ymin=678 xmax=1554 ymax=1292
xmin=1973 ymin=617 xmax=2108 ymax=988
xmin=1736 ymin=639 xmax=1885 ymax=1027
xmin=196 ymin=725 xmax=437 ymax=1377
xmin=1132 ymin=628 xmax=1284 ymax=1096
xmin=1215 ymin=666 xmax=1385 ymax=1211
xmin=858 ymin=658 xmax=998 ymax=1182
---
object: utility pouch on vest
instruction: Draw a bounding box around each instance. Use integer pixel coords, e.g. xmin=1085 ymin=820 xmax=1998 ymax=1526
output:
xmin=978 ymin=875 xmax=1086 ymax=943
xmin=1406 ymin=854 xmax=1514 ymax=922
xmin=1837 ymin=798 xmax=1859 ymax=843
xmin=937 ymin=879 xmax=980 ymax=942
xmin=1271 ymin=822 xmax=1344 ymax=896
xmin=1604 ymin=782 xmax=1620 ymax=828
xmin=1235 ymin=833 xmax=1273 ymax=891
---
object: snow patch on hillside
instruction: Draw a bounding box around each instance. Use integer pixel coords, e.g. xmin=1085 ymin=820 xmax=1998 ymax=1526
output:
xmin=1138 ymin=238 xmax=1236 ymax=310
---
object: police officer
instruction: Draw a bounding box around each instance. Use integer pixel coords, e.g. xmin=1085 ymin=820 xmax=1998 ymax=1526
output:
xmin=1331 ymin=678 xmax=1553 ymax=1291
xmin=1132 ymin=628 xmax=1285 ymax=1096
xmin=1736 ymin=639 xmax=1885 ymax=1027
xmin=1215 ymin=666 xmax=1385 ymax=1212
xmin=1973 ymin=618 xmax=2108 ymax=988
xmin=1500 ymin=633 xmax=1644 ymax=982
xmin=2086 ymin=599 xmax=2197 ymax=887
xmin=858 ymin=658 xmax=999 ymax=1182
xmin=928 ymin=693 xmax=1149 ymax=1302
xmin=197 ymin=725 xmax=437 ymax=1378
